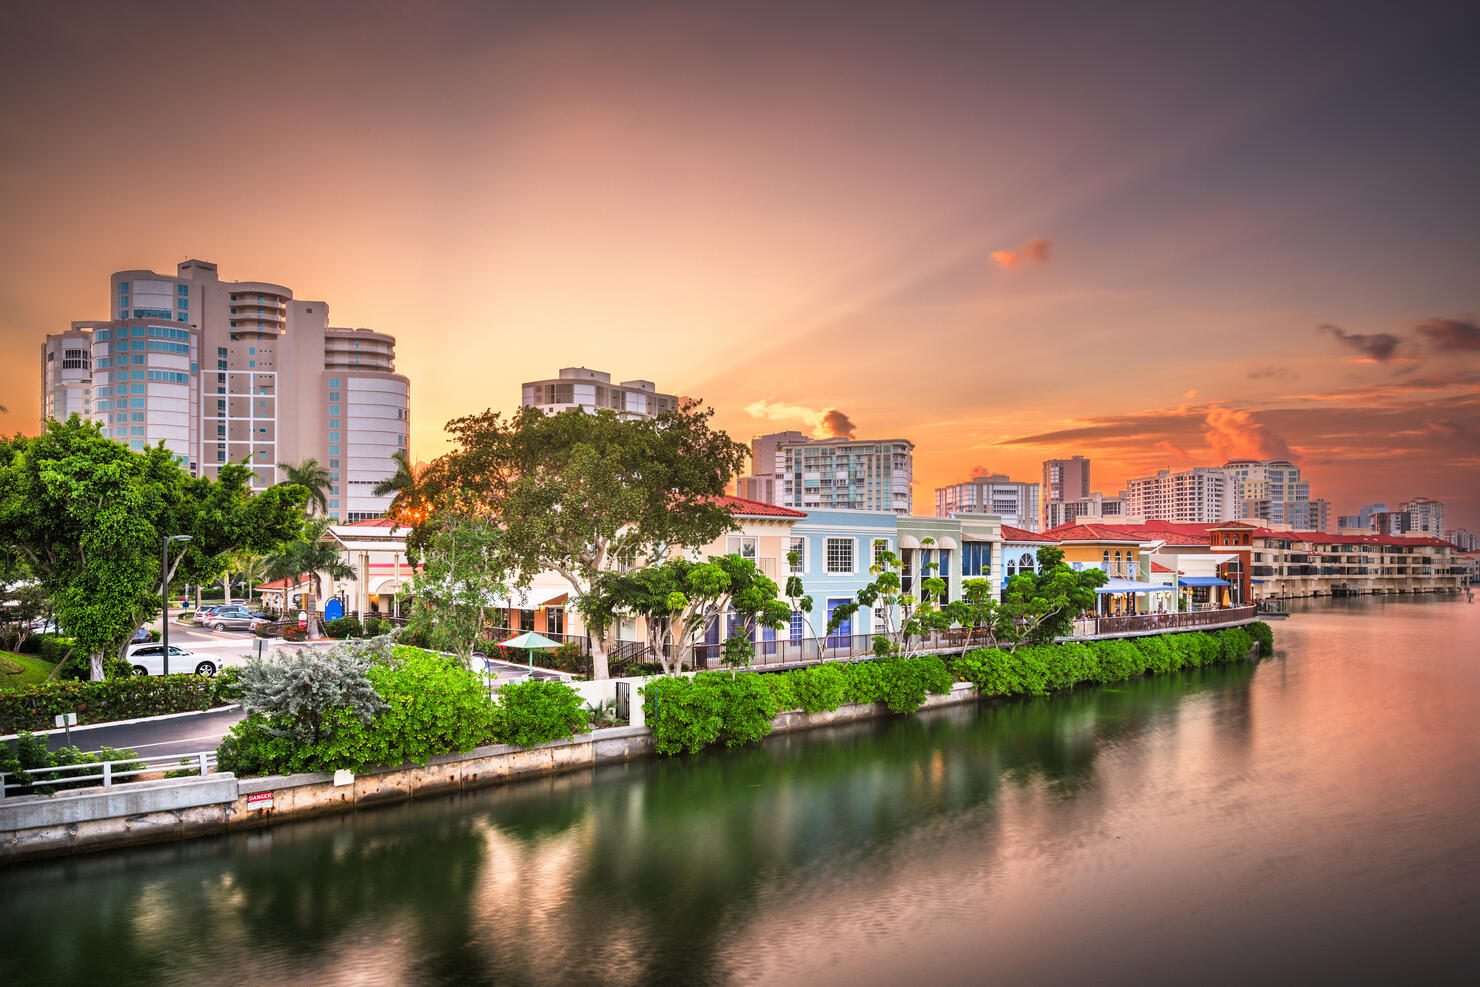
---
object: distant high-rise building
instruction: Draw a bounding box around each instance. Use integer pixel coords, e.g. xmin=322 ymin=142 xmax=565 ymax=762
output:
xmin=737 ymin=432 xmax=913 ymax=514
xmin=1221 ymin=459 xmax=1322 ymax=527
xmin=936 ymin=473 xmax=1041 ymax=530
xmin=1372 ymin=511 xmax=1409 ymax=535
xmin=1447 ymin=528 xmax=1478 ymax=552
xmin=1125 ymin=467 xmax=1236 ymax=523
xmin=520 ymin=367 xmax=678 ymax=419
xmin=40 ymin=259 xmax=410 ymax=520
xmin=1044 ymin=490 xmax=1126 ymax=528
xmin=1400 ymin=497 xmax=1444 ymax=535
xmin=1339 ymin=503 xmax=1388 ymax=531
xmin=1041 ymin=456 xmax=1090 ymax=528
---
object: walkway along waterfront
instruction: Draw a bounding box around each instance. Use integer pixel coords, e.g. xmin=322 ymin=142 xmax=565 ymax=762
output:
xmin=0 ymin=624 xmax=1267 ymax=863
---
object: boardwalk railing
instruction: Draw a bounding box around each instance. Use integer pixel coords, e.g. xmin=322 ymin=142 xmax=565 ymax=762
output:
xmin=1 ymin=750 xmax=218 ymax=799
xmin=1072 ymin=605 xmax=1258 ymax=638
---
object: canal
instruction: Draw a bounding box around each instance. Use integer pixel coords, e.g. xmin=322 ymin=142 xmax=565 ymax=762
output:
xmin=3 ymin=597 xmax=1478 ymax=985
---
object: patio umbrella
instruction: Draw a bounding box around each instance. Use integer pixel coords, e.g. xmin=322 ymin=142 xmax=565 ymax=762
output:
xmin=500 ymin=631 xmax=563 ymax=673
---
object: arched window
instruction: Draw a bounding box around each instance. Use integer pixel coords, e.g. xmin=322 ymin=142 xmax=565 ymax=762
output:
xmin=1103 ymin=550 xmax=1111 ymax=571
xmin=1019 ymin=552 xmax=1034 ymax=572
xmin=1114 ymin=550 xmax=1122 ymax=575
xmin=1006 ymin=557 xmax=1017 ymax=577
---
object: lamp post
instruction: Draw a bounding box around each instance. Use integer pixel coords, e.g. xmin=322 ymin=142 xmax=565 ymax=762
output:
xmin=162 ymin=535 xmax=193 ymax=675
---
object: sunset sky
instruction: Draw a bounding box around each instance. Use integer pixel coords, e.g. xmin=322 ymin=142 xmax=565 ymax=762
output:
xmin=3 ymin=0 xmax=1477 ymax=527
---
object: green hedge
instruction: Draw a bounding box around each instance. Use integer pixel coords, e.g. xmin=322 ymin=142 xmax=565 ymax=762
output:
xmin=323 ymin=617 xmax=363 ymax=639
xmin=953 ymin=626 xmax=1259 ymax=699
xmin=0 ymin=674 xmax=235 ymax=734
xmin=216 ymin=647 xmax=592 ymax=777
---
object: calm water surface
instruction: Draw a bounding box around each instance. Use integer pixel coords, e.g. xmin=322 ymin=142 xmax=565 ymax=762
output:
xmin=4 ymin=596 xmax=1479 ymax=985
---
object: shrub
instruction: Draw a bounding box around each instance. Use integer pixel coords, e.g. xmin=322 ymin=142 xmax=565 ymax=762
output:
xmin=642 ymin=672 xmax=782 ymax=755
xmin=1040 ymin=642 xmax=1095 ymax=691
xmin=0 ymin=732 xmax=146 ymax=795
xmin=785 ymin=663 xmax=849 ymax=712
xmin=360 ymin=616 xmax=385 ymax=638
xmin=843 ymin=656 xmax=949 ymax=714
xmin=764 ymin=671 xmax=797 ymax=712
xmin=323 ymin=617 xmax=363 ymax=639
xmin=1088 ymin=639 xmax=1144 ymax=682
xmin=1133 ymin=634 xmax=1175 ymax=675
xmin=495 ymin=679 xmax=589 ymax=747
xmin=213 ymin=665 xmax=245 ymax=704
xmin=282 ymin=625 xmax=307 ymax=642
xmin=1248 ymin=620 xmax=1274 ymax=657
xmin=235 ymin=637 xmax=390 ymax=747
xmin=176 ymin=611 xmax=196 ymax=623
xmin=0 ymin=675 xmax=225 ymax=733
xmin=254 ymin=622 xmax=278 ymax=638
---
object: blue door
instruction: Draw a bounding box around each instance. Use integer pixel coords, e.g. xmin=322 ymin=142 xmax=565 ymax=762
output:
xmin=827 ymin=598 xmax=851 ymax=650
xmin=324 ymin=598 xmax=344 ymax=621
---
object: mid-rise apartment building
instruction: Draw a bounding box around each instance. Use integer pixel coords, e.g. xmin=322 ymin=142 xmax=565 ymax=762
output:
xmin=1041 ymin=456 xmax=1090 ymax=528
xmin=519 ymin=367 xmax=678 ymax=419
xmin=1221 ymin=459 xmax=1323 ymax=527
xmin=737 ymin=432 xmax=914 ymax=514
xmin=936 ymin=473 xmax=1041 ymax=531
xmin=40 ymin=259 xmax=410 ymax=520
xmin=1447 ymin=528 xmax=1478 ymax=552
xmin=1043 ymin=490 xmax=1126 ymax=528
xmin=1124 ymin=467 xmax=1236 ymax=523
xmin=1400 ymin=497 xmax=1444 ymax=535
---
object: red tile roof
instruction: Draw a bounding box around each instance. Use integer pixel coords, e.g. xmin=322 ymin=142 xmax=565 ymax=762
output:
xmin=255 ymin=577 xmax=313 ymax=591
xmin=1150 ymin=561 xmax=1176 ymax=573
xmin=1250 ymin=528 xmax=1456 ymax=548
xmin=710 ymin=495 xmax=807 ymax=518
xmin=343 ymin=517 xmax=398 ymax=527
xmin=1001 ymin=524 xmax=1058 ymax=542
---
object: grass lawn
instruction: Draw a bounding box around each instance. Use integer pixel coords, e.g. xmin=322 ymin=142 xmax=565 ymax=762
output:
xmin=0 ymin=651 xmax=59 ymax=690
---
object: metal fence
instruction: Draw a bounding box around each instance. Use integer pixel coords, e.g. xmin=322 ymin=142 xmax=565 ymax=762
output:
xmin=1 ymin=749 xmax=217 ymax=799
xmin=1075 ymin=605 xmax=1258 ymax=638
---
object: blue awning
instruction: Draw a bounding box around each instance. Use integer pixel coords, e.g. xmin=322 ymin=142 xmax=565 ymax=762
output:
xmin=1178 ymin=576 xmax=1231 ymax=587
xmin=1096 ymin=579 xmax=1166 ymax=594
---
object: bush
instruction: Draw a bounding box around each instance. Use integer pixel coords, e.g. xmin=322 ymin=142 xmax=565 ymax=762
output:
xmin=360 ymin=616 xmax=385 ymax=638
xmin=0 ymin=675 xmax=225 ymax=733
xmin=213 ymin=665 xmax=245 ymax=704
xmin=254 ymin=622 xmax=278 ymax=638
xmin=0 ymin=731 xmax=146 ymax=795
xmin=954 ymin=647 xmax=1050 ymax=697
xmin=1087 ymin=639 xmax=1144 ymax=682
xmin=843 ymin=656 xmax=950 ymax=714
xmin=642 ymin=672 xmax=782 ymax=755
xmin=323 ymin=617 xmax=363 ymax=639
xmin=495 ymin=679 xmax=590 ymax=747
xmin=282 ymin=625 xmax=307 ymax=642
xmin=1248 ymin=620 xmax=1274 ymax=657
xmin=786 ymin=663 xmax=849 ymax=713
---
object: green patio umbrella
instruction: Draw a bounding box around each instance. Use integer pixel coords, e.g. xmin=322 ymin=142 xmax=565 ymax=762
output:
xmin=501 ymin=631 xmax=563 ymax=673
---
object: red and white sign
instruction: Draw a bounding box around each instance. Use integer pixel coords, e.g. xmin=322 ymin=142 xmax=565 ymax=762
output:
xmin=246 ymin=791 xmax=274 ymax=810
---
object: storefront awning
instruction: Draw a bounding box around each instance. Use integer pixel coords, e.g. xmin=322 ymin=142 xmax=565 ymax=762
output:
xmin=1178 ymin=576 xmax=1231 ymax=587
xmin=1095 ymin=579 xmax=1166 ymax=594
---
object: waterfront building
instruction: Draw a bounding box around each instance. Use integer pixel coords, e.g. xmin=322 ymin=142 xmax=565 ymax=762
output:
xmin=1247 ymin=528 xmax=1460 ymax=598
xmin=1124 ymin=467 xmax=1236 ymax=523
xmin=737 ymin=432 xmax=914 ymax=514
xmin=519 ymin=367 xmax=678 ymax=420
xmin=1400 ymin=497 xmax=1444 ymax=535
xmin=40 ymin=259 xmax=410 ymax=520
xmin=1041 ymin=456 xmax=1091 ymax=528
xmin=935 ymin=472 xmax=1040 ymax=530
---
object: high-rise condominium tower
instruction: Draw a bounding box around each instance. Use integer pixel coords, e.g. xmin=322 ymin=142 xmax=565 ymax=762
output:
xmin=737 ymin=432 xmax=914 ymax=514
xmin=40 ymin=259 xmax=410 ymax=521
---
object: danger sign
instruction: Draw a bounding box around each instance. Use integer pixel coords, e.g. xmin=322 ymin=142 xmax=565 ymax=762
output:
xmin=246 ymin=791 xmax=274 ymax=810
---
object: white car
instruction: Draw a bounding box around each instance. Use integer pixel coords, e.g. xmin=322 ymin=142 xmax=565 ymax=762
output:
xmin=125 ymin=643 xmax=218 ymax=677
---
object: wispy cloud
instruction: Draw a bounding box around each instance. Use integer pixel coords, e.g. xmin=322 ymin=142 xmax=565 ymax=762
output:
xmin=1247 ymin=365 xmax=1295 ymax=380
xmin=989 ymin=237 xmax=1052 ymax=269
xmin=1321 ymin=323 xmax=1402 ymax=362
xmin=1415 ymin=317 xmax=1480 ymax=353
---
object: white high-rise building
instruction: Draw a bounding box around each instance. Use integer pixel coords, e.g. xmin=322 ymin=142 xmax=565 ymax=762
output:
xmin=41 ymin=259 xmax=410 ymax=521
xmin=520 ymin=367 xmax=678 ymax=419
xmin=1401 ymin=497 xmax=1444 ymax=535
xmin=936 ymin=473 xmax=1041 ymax=531
xmin=738 ymin=432 xmax=914 ymax=514
xmin=1124 ymin=467 xmax=1236 ymax=523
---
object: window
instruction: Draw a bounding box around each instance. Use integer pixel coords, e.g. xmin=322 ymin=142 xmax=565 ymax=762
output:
xmin=329 ymin=405 xmax=340 ymax=416
xmin=329 ymin=378 xmax=340 ymax=388
xmin=962 ymin=542 xmax=991 ymax=576
xmin=789 ymin=610 xmax=804 ymax=642
xmin=726 ymin=535 xmax=756 ymax=559
xmin=825 ymin=538 xmax=853 ymax=574
xmin=328 ymin=444 xmax=339 ymax=456
xmin=329 ymin=431 xmax=340 ymax=443
xmin=328 ymin=418 xmax=339 ymax=429
xmin=788 ymin=536 xmax=805 ymax=573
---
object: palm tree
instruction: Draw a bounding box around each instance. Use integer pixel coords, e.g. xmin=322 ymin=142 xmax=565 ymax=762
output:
xmin=373 ymin=451 xmax=422 ymax=524
xmin=262 ymin=516 xmax=356 ymax=635
xmin=278 ymin=458 xmax=332 ymax=515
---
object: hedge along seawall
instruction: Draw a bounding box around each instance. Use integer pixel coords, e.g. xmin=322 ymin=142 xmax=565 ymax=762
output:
xmin=643 ymin=624 xmax=1270 ymax=756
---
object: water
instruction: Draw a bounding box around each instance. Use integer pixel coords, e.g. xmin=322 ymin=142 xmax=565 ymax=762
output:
xmin=4 ymin=597 xmax=1478 ymax=985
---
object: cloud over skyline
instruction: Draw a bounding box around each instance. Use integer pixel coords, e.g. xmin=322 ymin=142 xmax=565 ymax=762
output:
xmin=989 ymin=237 xmax=1052 ymax=269
xmin=1321 ymin=324 xmax=1402 ymax=362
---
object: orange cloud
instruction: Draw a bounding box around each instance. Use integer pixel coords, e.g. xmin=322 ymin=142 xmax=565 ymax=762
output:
xmin=1202 ymin=405 xmax=1295 ymax=462
xmin=989 ymin=237 xmax=1052 ymax=268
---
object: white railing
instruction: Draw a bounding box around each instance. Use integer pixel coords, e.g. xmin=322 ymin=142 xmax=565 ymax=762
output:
xmin=0 ymin=750 xmax=218 ymax=799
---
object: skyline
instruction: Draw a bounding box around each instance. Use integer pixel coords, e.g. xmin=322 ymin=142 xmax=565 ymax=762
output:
xmin=3 ymin=0 xmax=1477 ymax=526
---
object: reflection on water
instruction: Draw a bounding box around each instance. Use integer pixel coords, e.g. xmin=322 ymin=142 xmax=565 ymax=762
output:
xmin=4 ymin=597 xmax=1479 ymax=985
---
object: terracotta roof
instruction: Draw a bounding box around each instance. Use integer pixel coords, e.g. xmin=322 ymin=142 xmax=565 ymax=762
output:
xmin=1250 ymin=529 xmax=1456 ymax=548
xmin=255 ymin=577 xmax=312 ymax=591
xmin=709 ymin=495 xmax=807 ymax=518
xmin=1150 ymin=561 xmax=1176 ymax=573
xmin=1001 ymin=524 xmax=1058 ymax=542
xmin=343 ymin=517 xmax=398 ymax=527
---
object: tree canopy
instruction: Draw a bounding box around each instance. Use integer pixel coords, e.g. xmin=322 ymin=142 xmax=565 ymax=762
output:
xmin=0 ymin=418 xmax=307 ymax=677
xmin=412 ymin=403 xmax=750 ymax=678
xmin=998 ymin=546 xmax=1108 ymax=647
xmin=278 ymin=458 xmax=331 ymax=515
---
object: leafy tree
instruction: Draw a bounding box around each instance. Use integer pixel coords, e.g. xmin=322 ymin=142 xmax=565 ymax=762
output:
xmin=0 ymin=418 xmax=306 ymax=678
xmin=261 ymin=515 xmax=357 ymax=634
xmin=406 ymin=512 xmax=508 ymax=664
xmin=584 ymin=555 xmax=789 ymax=674
xmin=996 ymin=546 xmax=1107 ymax=649
xmin=372 ymin=451 xmax=423 ymax=525
xmin=278 ymin=457 xmax=332 ymax=515
xmin=414 ymin=402 xmax=749 ymax=679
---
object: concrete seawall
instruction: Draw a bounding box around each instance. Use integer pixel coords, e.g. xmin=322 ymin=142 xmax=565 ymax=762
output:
xmin=2 ymin=647 xmax=1260 ymax=864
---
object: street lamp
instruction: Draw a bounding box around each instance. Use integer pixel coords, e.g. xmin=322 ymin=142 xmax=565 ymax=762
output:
xmin=162 ymin=535 xmax=193 ymax=675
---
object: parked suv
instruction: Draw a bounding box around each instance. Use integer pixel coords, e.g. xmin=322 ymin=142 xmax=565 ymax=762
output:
xmin=192 ymin=605 xmax=231 ymax=625
xmin=125 ymin=643 xmax=217 ymax=677
xmin=201 ymin=607 xmax=269 ymax=632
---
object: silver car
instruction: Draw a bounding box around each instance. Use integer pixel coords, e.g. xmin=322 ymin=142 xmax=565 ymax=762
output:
xmin=201 ymin=607 xmax=269 ymax=632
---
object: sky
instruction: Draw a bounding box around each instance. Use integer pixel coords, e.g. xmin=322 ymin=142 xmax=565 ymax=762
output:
xmin=2 ymin=0 xmax=1477 ymax=528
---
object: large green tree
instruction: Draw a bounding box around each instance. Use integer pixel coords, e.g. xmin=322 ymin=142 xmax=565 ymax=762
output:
xmin=413 ymin=403 xmax=749 ymax=679
xmin=278 ymin=458 xmax=332 ymax=515
xmin=997 ymin=546 xmax=1108 ymax=648
xmin=406 ymin=512 xmax=508 ymax=664
xmin=0 ymin=418 xmax=307 ymax=678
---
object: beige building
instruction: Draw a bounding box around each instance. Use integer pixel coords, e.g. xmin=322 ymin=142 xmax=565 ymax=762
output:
xmin=935 ymin=473 xmax=1040 ymax=530
xmin=40 ymin=259 xmax=410 ymax=520
xmin=737 ymin=432 xmax=914 ymax=514
xmin=520 ymin=367 xmax=678 ymax=419
xmin=1125 ymin=467 xmax=1236 ymax=523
